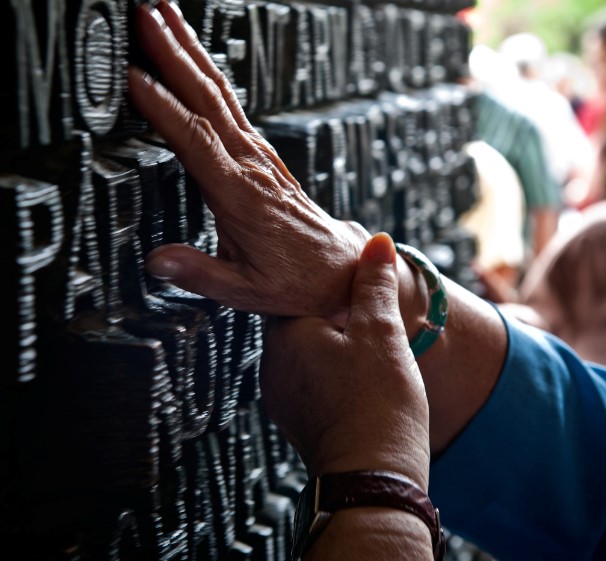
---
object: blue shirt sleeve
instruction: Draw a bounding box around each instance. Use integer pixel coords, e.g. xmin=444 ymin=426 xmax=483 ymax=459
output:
xmin=428 ymin=311 xmax=606 ymax=561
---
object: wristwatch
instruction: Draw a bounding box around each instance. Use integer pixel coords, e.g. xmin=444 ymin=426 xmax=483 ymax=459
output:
xmin=291 ymin=470 xmax=446 ymax=560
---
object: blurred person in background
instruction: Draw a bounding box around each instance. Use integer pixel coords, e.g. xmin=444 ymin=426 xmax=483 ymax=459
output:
xmin=494 ymin=200 xmax=606 ymax=366
xmin=572 ymin=10 xmax=606 ymax=209
xmin=578 ymin=9 xmax=606 ymax=138
xmin=481 ymin=14 xmax=606 ymax=366
xmin=464 ymin=44 xmax=561 ymax=290
xmin=497 ymin=32 xmax=595 ymax=204
xmin=543 ymin=51 xmax=595 ymax=121
xmin=460 ymin=139 xmax=526 ymax=303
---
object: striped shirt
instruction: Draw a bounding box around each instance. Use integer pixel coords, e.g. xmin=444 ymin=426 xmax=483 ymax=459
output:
xmin=473 ymin=91 xmax=561 ymax=211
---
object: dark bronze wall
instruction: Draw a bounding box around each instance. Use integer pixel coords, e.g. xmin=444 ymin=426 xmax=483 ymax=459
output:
xmin=0 ymin=1 xmax=479 ymax=559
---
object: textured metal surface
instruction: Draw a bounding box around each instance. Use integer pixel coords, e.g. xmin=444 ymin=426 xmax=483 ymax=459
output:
xmin=0 ymin=1 xmax=489 ymax=559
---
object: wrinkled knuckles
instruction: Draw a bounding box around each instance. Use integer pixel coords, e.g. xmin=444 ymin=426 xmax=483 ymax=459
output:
xmin=251 ymin=134 xmax=280 ymax=156
xmin=215 ymin=72 xmax=243 ymax=103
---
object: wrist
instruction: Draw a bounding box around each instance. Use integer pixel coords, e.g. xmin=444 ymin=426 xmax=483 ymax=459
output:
xmin=305 ymin=409 xmax=430 ymax=491
xmin=397 ymin=252 xmax=430 ymax=342
xmin=395 ymin=243 xmax=448 ymax=358
xmin=308 ymin=446 xmax=430 ymax=493
xmin=416 ymin=277 xmax=508 ymax=455
xmin=292 ymin=470 xmax=445 ymax=561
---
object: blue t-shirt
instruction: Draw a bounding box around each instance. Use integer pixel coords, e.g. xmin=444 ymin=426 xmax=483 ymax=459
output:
xmin=429 ymin=312 xmax=606 ymax=561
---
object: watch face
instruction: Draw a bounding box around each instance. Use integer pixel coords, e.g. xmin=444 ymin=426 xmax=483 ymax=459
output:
xmin=291 ymin=478 xmax=316 ymax=561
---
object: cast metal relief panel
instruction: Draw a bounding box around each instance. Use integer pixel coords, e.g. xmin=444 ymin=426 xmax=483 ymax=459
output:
xmin=0 ymin=0 xmax=481 ymax=559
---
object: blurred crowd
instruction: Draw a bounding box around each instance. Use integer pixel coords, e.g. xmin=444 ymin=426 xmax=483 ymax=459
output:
xmin=459 ymin=8 xmax=606 ymax=365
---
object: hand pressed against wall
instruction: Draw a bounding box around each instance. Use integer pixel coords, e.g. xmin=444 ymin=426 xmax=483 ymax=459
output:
xmin=127 ymin=0 xmax=509 ymax=464
xmin=128 ymin=0 xmax=369 ymax=319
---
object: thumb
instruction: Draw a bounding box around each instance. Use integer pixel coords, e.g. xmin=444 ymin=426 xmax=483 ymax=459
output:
xmin=345 ymin=232 xmax=402 ymax=335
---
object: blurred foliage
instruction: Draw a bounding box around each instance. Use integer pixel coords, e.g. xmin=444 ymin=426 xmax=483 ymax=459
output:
xmin=475 ymin=0 xmax=605 ymax=55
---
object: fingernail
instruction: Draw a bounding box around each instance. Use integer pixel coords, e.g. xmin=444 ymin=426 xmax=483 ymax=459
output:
xmin=158 ymin=0 xmax=198 ymax=41
xmin=164 ymin=0 xmax=185 ymax=20
xmin=366 ymin=232 xmax=396 ymax=264
xmin=140 ymin=1 xmax=166 ymax=28
xmin=146 ymin=256 xmax=182 ymax=280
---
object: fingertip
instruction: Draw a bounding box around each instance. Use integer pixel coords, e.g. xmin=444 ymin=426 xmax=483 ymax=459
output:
xmin=157 ymin=0 xmax=201 ymax=47
xmin=137 ymin=1 xmax=164 ymax=24
xmin=135 ymin=1 xmax=171 ymax=56
xmin=146 ymin=251 xmax=183 ymax=280
xmin=157 ymin=0 xmax=185 ymax=22
xmin=362 ymin=232 xmax=396 ymax=265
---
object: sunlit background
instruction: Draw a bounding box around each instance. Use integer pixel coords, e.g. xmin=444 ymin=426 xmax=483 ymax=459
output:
xmin=464 ymin=0 xmax=604 ymax=53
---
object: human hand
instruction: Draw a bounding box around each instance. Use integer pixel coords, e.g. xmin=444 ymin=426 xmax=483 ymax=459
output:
xmin=127 ymin=0 xmax=369 ymax=318
xmin=259 ymin=233 xmax=430 ymax=490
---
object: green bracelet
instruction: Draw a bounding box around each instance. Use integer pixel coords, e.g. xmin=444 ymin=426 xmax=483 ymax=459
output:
xmin=394 ymin=243 xmax=448 ymax=357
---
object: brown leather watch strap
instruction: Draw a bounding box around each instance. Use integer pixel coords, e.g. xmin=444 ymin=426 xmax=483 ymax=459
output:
xmin=301 ymin=470 xmax=446 ymax=560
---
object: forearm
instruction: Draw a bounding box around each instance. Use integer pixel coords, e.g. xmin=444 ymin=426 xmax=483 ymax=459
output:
xmin=531 ymin=207 xmax=559 ymax=257
xmin=306 ymin=508 xmax=434 ymax=561
xmin=397 ymin=257 xmax=508 ymax=455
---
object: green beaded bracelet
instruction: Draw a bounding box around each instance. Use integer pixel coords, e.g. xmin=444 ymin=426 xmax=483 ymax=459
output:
xmin=395 ymin=243 xmax=448 ymax=357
